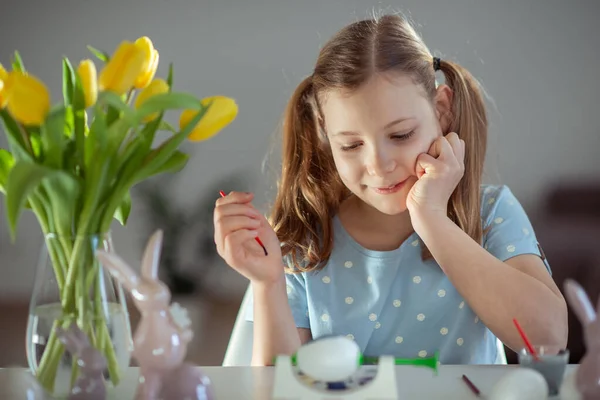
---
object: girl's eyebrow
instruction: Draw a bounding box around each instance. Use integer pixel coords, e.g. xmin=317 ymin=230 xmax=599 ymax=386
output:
xmin=333 ymin=117 xmax=415 ymax=137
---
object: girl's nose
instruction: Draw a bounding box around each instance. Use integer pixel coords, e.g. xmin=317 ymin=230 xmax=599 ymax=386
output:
xmin=366 ymin=148 xmax=396 ymax=177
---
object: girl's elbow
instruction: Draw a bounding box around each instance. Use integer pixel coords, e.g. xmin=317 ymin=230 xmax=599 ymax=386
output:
xmin=547 ymin=300 xmax=569 ymax=349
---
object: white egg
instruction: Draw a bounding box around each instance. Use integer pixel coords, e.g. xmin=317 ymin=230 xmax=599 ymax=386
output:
xmin=296 ymin=335 xmax=361 ymax=381
xmin=489 ymin=368 xmax=549 ymax=400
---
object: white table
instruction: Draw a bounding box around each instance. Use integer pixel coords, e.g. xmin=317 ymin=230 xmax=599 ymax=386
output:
xmin=0 ymin=364 xmax=579 ymax=399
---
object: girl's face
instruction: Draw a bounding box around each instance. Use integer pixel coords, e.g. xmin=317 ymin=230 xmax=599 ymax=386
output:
xmin=321 ymin=73 xmax=452 ymax=215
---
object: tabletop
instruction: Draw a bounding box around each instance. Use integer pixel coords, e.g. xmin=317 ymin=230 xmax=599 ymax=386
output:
xmin=0 ymin=364 xmax=579 ymax=399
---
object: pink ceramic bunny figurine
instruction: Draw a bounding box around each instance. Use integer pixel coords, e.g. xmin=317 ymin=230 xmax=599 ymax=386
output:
xmin=563 ymin=279 xmax=600 ymax=400
xmin=55 ymin=322 xmax=107 ymax=400
xmin=95 ymin=230 xmax=214 ymax=400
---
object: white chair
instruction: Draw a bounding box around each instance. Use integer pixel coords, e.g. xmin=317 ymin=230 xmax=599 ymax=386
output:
xmin=222 ymin=285 xmax=254 ymax=366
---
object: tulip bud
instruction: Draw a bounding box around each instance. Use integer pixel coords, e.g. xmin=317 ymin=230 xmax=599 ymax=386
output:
xmin=133 ymin=37 xmax=159 ymax=89
xmin=180 ymin=96 xmax=238 ymax=142
xmin=98 ymin=41 xmax=147 ymax=95
xmin=5 ymin=71 xmax=51 ymax=126
xmin=77 ymin=59 xmax=98 ymax=108
xmin=134 ymin=78 xmax=170 ymax=122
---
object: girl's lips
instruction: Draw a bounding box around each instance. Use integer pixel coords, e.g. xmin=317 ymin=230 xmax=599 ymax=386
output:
xmin=372 ymin=179 xmax=407 ymax=194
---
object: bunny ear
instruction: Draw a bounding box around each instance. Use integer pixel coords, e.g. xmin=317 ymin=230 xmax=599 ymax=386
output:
xmin=95 ymin=250 xmax=140 ymax=292
xmin=564 ymin=279 xmax=596 ymax=325
xmin=140 ymin=229 xmax=163 ymax=281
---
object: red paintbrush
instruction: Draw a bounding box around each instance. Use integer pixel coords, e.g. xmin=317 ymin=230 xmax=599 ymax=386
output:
xmin=512 ymin=318 xmax=540 ymax=361
xmin=219 ymin=191 xmax=268 ymax=256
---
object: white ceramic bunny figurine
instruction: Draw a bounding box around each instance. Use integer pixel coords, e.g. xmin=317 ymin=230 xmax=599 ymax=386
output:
xmin=55 ymin=323 xmax=107 ymax=400
xmin=95 ymin=230 xmax=214 ymax=400
xmin=563 ymin=279 xmax=600 ymax=400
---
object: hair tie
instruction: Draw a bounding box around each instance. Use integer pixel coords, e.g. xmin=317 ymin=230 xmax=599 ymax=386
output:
xmin=433 ymin=57 xmax=441 ymax=71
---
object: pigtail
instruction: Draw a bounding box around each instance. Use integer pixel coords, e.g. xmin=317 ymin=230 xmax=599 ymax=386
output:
xmin=438 ymin=59 xmax=488 ymax=248
xmin=269 ymin=76 xmax=347 ymax=272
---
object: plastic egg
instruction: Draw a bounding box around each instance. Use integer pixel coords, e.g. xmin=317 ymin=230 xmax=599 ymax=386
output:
xmin=489 ymin=368 xmax=549 ymax=400
xmin=296 ymin=335 xmax=361 ymax=381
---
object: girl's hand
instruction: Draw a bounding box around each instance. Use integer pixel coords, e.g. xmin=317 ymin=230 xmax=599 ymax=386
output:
xmin=214 ymin=191 xmax=284 ymax=285
xmin=407 ymin=132 xmax=465 ymax=219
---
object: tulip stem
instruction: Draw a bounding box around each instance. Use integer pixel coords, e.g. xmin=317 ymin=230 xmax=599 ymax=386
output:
xmin=17 ymin=122 xmax=34 ymax=156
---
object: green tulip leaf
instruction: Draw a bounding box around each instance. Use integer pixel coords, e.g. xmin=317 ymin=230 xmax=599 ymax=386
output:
xmin=5 ymin=161 xmax=78 ymax=239
xmin=41 ymin=106 xmax=66 ymax=169
xmin=158 ymin=120 xmax=177 ymax=133
xmin=41 ymin=171 xmax=80 ymax=237
xmin=0 ymin=148 xmax=15 ymax=194
xmin=133 ymin=103 xmax=209 ymax=185
xmin=135 ymin=92 xmax=203 ymax=123
xmin=114 ymin=190 xmax=131 ymax=225
xmin=98 ymin=91 xmax=137 ymax=127
xmin=167 ymin=63 xmax=174 ymax=90
xmin=62 ymin=58 xmax=75 ymax=107
xmin=0 ymin=110 xmax=31 ymax=161
xmin=137 ymin=150 xmax=189 ymax=183
xmin=11 ymin=51 xmax=25 ymax=73
xmin=87 ymin=45 xmax=109 ymax=63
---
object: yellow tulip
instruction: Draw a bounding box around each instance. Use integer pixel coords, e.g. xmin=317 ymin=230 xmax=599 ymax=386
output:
xmin=4 ymin=71 xmax=51 ymax=125
xmin=0 ymin=63 xmax=7 ymax=108
xmin=98 ymin=41 xmax=148 ymax=95
xmin=133 ymin=36 xmax=159 ymax=89
xmin=77 ymin=59 xmax=98 ymax=108
xmin=180 ymin=96 xmax=238 ymax=142
xmin=134 ymin=78 xmax=169 ymax=122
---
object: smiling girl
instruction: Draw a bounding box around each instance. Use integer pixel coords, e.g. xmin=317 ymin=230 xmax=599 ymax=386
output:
xmin=214 ymin=13 xmax=568 ymax=366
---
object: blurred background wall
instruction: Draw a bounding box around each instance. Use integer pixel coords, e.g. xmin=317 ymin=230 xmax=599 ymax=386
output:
xmin=1 ymin=0 xmax=599 ymax=366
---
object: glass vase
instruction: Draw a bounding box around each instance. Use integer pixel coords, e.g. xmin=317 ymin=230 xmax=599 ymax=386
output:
xmin=25 ymin=232 xmax=133 ymax=398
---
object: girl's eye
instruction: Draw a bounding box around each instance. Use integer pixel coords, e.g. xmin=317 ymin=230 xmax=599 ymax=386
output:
xmin=391 ymin=130 xmax=416 ymax=141
xmin=340 ymin=143 xmax=361 ymax=151
xmin=339 ymin=131 xmax=415 ymax=152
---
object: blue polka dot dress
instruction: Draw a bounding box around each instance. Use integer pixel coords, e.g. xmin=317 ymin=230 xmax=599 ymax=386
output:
xmin=245 ymin=185 xmax=551 ymax=364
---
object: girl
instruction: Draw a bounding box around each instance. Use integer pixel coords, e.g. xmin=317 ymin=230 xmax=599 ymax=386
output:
xmin=214 ymin=13 xmax=568 ymax=366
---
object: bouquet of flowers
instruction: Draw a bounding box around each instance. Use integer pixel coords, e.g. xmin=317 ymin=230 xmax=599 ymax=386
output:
xmin=0 ymin=36 xmax=237 ymax=393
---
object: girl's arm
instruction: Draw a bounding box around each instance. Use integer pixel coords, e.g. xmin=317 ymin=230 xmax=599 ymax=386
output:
xmin=251 ymin=275 xmax=312 ymax=365
xmin=414 ymin=211 xmax=568 ymax=352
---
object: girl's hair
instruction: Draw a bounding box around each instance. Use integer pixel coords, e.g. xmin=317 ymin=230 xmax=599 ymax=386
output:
xmin=270 ymin=13 xmax=488 ymax=272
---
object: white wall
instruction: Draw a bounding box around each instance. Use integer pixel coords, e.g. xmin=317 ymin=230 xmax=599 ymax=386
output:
xmin=1 ymin=0 xmax=599 ymax=300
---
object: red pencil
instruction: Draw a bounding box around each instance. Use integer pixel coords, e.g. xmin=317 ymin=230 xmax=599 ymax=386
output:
xmin=219 ymin=191 xmax=268 ymax=256
xmin=512 ymin=318 xmax=539 ymax=361
xmin=461 ymin=374 xmax=480 ymax=397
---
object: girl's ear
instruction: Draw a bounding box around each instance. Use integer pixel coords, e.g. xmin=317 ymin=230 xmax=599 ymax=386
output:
xmin=434 ymin=84 xmax=453 ymax=133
